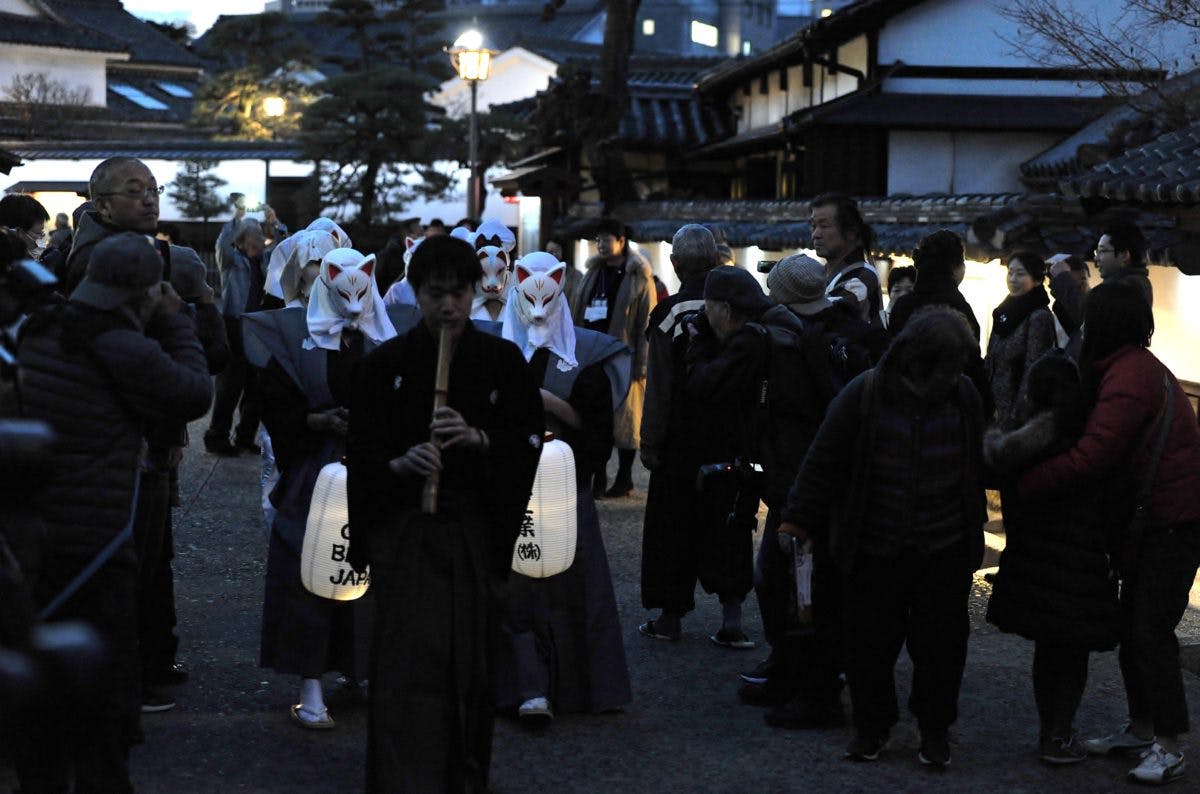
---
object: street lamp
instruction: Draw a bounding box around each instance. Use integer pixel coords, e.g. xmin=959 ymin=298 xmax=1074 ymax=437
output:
xmin=263 ymin=96 xmax=287 ymax=118
xmin=448 ymin=29 xmax=497 ymax=220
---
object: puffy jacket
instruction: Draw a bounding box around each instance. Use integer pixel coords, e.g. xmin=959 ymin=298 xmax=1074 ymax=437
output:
xmin=1020 ymin=345 xmax=1200 ymax=528
xmin=16 ymin=303 xmax=213 ymax=566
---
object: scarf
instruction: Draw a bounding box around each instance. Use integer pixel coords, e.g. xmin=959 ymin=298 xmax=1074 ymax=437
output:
xmin=990 ymin=285 xmax=1050 ymax=339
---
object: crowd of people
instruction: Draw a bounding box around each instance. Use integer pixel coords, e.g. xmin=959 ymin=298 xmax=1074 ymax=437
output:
xmin=2 ymin=156 xmax=1199 ymax=792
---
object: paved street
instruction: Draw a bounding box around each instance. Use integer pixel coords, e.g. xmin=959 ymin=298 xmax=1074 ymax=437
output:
xmin=66 ymin=414 xmax=1200 ymax=792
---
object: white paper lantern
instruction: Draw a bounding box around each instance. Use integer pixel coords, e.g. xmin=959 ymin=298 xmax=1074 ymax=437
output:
xmin=301 ymin=461 xmax=369 ymax=600
xmin=512 ymin=438 xmax=577 ymax=579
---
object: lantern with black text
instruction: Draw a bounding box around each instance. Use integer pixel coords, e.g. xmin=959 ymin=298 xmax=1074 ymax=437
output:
xmin=511 ymin=437 xmax=577 ymax=578
xmin=301 ymin=461 xmax=369 ymax=600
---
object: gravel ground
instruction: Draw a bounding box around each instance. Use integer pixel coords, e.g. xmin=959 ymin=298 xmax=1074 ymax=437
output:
xmin=8 ymin=410 xmax=1200 ymax=793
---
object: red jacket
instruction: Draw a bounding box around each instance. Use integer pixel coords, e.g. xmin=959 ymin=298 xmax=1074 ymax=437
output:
xmin=1020 ymin=345 xmax=1200 ymax=528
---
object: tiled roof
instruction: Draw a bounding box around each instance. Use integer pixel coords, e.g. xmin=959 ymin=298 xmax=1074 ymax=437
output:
xmin=2 ymin=139 xmax=303 ymax=160
xmin=43 ymin=0 xmax=202 ymax=68
xmin=3 ymin=180 xmax=87 ymax=195
xmin=1060 ymin=120 xmax=1200 ymax=205
xmin=561 ymin=194 xmax=1020 ymax=253
xmin=0 ymin=10 xmax=126 ymax=54
xmin=1022 ymin=69 xmax=1200 ymax=185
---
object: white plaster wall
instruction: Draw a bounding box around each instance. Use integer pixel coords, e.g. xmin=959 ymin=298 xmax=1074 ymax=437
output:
xmin=1 ymin=156 xmax=520 ymax=235
xmin=1148 ymin=267 xmax=1200 ymax=383
xmin=886 ymin=131 xmax=954 ymax=195
xmin=0 ymin=45 xmax=113 ymax=107
xmin=887 ymin=130 xmax=1062 ymax=194
xmin=432 ymin=47 xmax=557 ymax=119
xmin=878 ymin=0 xmax=1196 ymax=79
xmin=0 ymin=0 xmax=39 ymax=15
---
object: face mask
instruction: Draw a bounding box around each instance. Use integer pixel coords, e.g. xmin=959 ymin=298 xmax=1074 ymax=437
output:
xmin=513 ymin=260 xmax=567 ymax=348
xmin=321 ymin=251 xmax=378 ymax=329
xmin=477 ymin=246 xmax=511 ymax=300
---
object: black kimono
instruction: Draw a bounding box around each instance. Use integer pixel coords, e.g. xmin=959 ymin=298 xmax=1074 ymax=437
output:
xmin=347 ymin=321 xmax=543 ymax=793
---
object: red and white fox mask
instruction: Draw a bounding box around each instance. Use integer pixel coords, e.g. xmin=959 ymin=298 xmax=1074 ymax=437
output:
xmin=501 ymin=251 xmax=577 ymax=367
xmin=477 ymin=246 xmax=511 ymax=298
xmin=307 ymin=248 xmax=396 ymax=350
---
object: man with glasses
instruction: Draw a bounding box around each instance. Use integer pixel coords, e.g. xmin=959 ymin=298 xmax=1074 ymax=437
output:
xmin=1093 ymin=221 xmax=1153 ymax=307
xmin=64 ymin=157 xmax=164 ymax=295
xmin=569 ymin=218 xmax=657 ymax=498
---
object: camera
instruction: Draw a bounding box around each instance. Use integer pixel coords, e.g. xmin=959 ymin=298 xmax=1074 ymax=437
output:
xmin=696 ymin=458 xmax=765 ymax=534
xmin=756 ymin=260 xmax=778 ymax=274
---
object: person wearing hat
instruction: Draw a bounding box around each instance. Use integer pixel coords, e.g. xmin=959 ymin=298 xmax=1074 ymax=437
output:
xmin=132 ymin=245 xmax=231 ymax=714
xmin=646 ymin=265 xmax=773 ymax=650
xmin=14 ymin=231 xmax=213 ymax=792
xmin=984 ymin=250 xmax=1058 ymax=431
xmin=731 ymin=254 xmax=875 ymax=728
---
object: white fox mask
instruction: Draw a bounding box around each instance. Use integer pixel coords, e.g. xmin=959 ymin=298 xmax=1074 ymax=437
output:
xmin=321 ymin=249 xmax=378 ymax=327
xmin=306 ymin=247 xmax=395 ymax=351
xmin=501 ymin=251 xmax=575 ymax=367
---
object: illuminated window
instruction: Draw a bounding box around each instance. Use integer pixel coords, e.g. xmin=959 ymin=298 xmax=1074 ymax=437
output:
xmin=691 ymin=20 xmax=719 ymax=47
xmin=643 ymin=19 xmax=655 ymax=35
xmin=109 ymin=83 xmax=168 ymax=110
xmin=821 ymin=7 xmax=833 ymax=16
xmin=742 ymin=41 xmax=751 ymax=55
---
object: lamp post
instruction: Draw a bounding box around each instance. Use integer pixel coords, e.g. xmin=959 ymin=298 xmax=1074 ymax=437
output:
xmin=448 ymin=30 xmax=497 ymax=220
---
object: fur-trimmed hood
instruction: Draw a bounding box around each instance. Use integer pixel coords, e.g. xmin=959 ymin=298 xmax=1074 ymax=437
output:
xmin=983 ymin=411 xmax=1058 ymax=475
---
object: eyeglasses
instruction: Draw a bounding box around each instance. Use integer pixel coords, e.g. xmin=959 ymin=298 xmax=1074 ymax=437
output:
xmin=1094 ymin=246 xmax=1115 ymax=256
xmin=97 ymin=185 xmax=165 ymax=201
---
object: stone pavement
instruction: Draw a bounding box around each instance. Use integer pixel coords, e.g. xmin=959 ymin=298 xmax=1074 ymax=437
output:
xmin=11 ymin=412 xmax=1200 ymax=793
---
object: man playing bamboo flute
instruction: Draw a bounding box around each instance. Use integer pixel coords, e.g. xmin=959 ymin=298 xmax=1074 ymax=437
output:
xmin=346 ymin=234 xmax=544 ymax=792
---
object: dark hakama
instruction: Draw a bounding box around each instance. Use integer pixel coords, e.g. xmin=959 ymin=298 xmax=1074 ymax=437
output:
xmin=250 ymin=316 xmax=372 ymax=680
xmin=347 ymin=322 xmax=543 ymax=793
xmin=495 ymin=346 xmax=632 ymax=714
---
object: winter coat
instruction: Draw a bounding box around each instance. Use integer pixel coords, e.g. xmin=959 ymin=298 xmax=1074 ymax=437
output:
xmin=16 ymin=303 xmax=213 ymax=567
xmin=570 ymin=249 xmax=657 ymax=448
xmin=216 ymin=220 xmax=265 ymax=318
xmin=640 ymin=276 xmax=706 ymax=464
xmin=1020 ymin=345 xmax=1200 ymax=530
xmin=62 ymin=211 xmax=124 ymax=295
xmin=984 ymin=300 xmax=1057 ymax=430
xmin=985 ymin=412 xmax=1119 ymax=649
xmin=781 ymin=368 xmax=987 ymax=574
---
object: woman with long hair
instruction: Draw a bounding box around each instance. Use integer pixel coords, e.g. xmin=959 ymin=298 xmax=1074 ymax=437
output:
xmin=1018 ymin=282 xmax=1200 ymax=785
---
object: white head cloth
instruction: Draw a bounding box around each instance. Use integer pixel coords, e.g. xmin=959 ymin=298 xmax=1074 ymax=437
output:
xmin=265 ymin=217 xmax=352 ymax=299
xmin=383 ymin=276 xmax=417 ymax=307
xmin=500 ymin=251 xmax=576 ymax=369
xmin=474 ymin=218 xmax=515 ymax=253
xmin=450 ymin=226 xmax=478 ymax=247
xmin=276 ymin=230 xmax=337 ymax=305
xmin=306 ymin=247 xmax=395 ymax=351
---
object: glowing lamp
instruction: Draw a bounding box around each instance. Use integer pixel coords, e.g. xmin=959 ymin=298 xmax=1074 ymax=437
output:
xmin=449 ymin=30 xmax=497 ymax=82
xmin=301 ymin=461 xmax=369 ymax=600
xmin=511 ymin=437 xmax=577 ymax=579
xmin=263 ymin=96 xmax=287 ymax=118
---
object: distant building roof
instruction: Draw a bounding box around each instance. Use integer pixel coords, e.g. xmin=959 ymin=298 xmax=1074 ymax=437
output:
xmin=696 ymin=0 xmax=927 ymax=93
xmin=3 ymin=180 xmax=88 ymax=195
xmin=2 ymin=139 xmax=304 ymax=161
xmin=42 ymin=0 xmax=202 ymax=69
xmin=0 ymin=9 xmax=127 ymax=54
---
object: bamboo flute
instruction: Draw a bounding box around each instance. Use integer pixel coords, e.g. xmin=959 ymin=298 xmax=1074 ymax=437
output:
xmin=421 ymin=324 xmax=454 ymax=514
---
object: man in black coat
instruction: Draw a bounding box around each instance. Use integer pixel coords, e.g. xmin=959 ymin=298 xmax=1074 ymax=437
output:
xmin=638 ymin=224 xmax=723 ymax=643
xmin=14 ymin=232 xmax=213 ymax=792
xmin=347 ymin=235 xmax=543 ymax=792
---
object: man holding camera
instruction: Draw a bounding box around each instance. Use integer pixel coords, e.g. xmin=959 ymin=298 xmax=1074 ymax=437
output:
xmin=205 ymin=203 xmax=267 ymax=456
xmin=14 ymin=232 xmax=213 ymax=792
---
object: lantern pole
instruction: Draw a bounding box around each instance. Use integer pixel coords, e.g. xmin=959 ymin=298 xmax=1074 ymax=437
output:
xmin=469 ymin=78 xmax=479 ymax=220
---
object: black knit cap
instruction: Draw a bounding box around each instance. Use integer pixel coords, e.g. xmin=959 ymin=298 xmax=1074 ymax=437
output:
xmin=704 ymin=265 xmax=770 ymax=314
